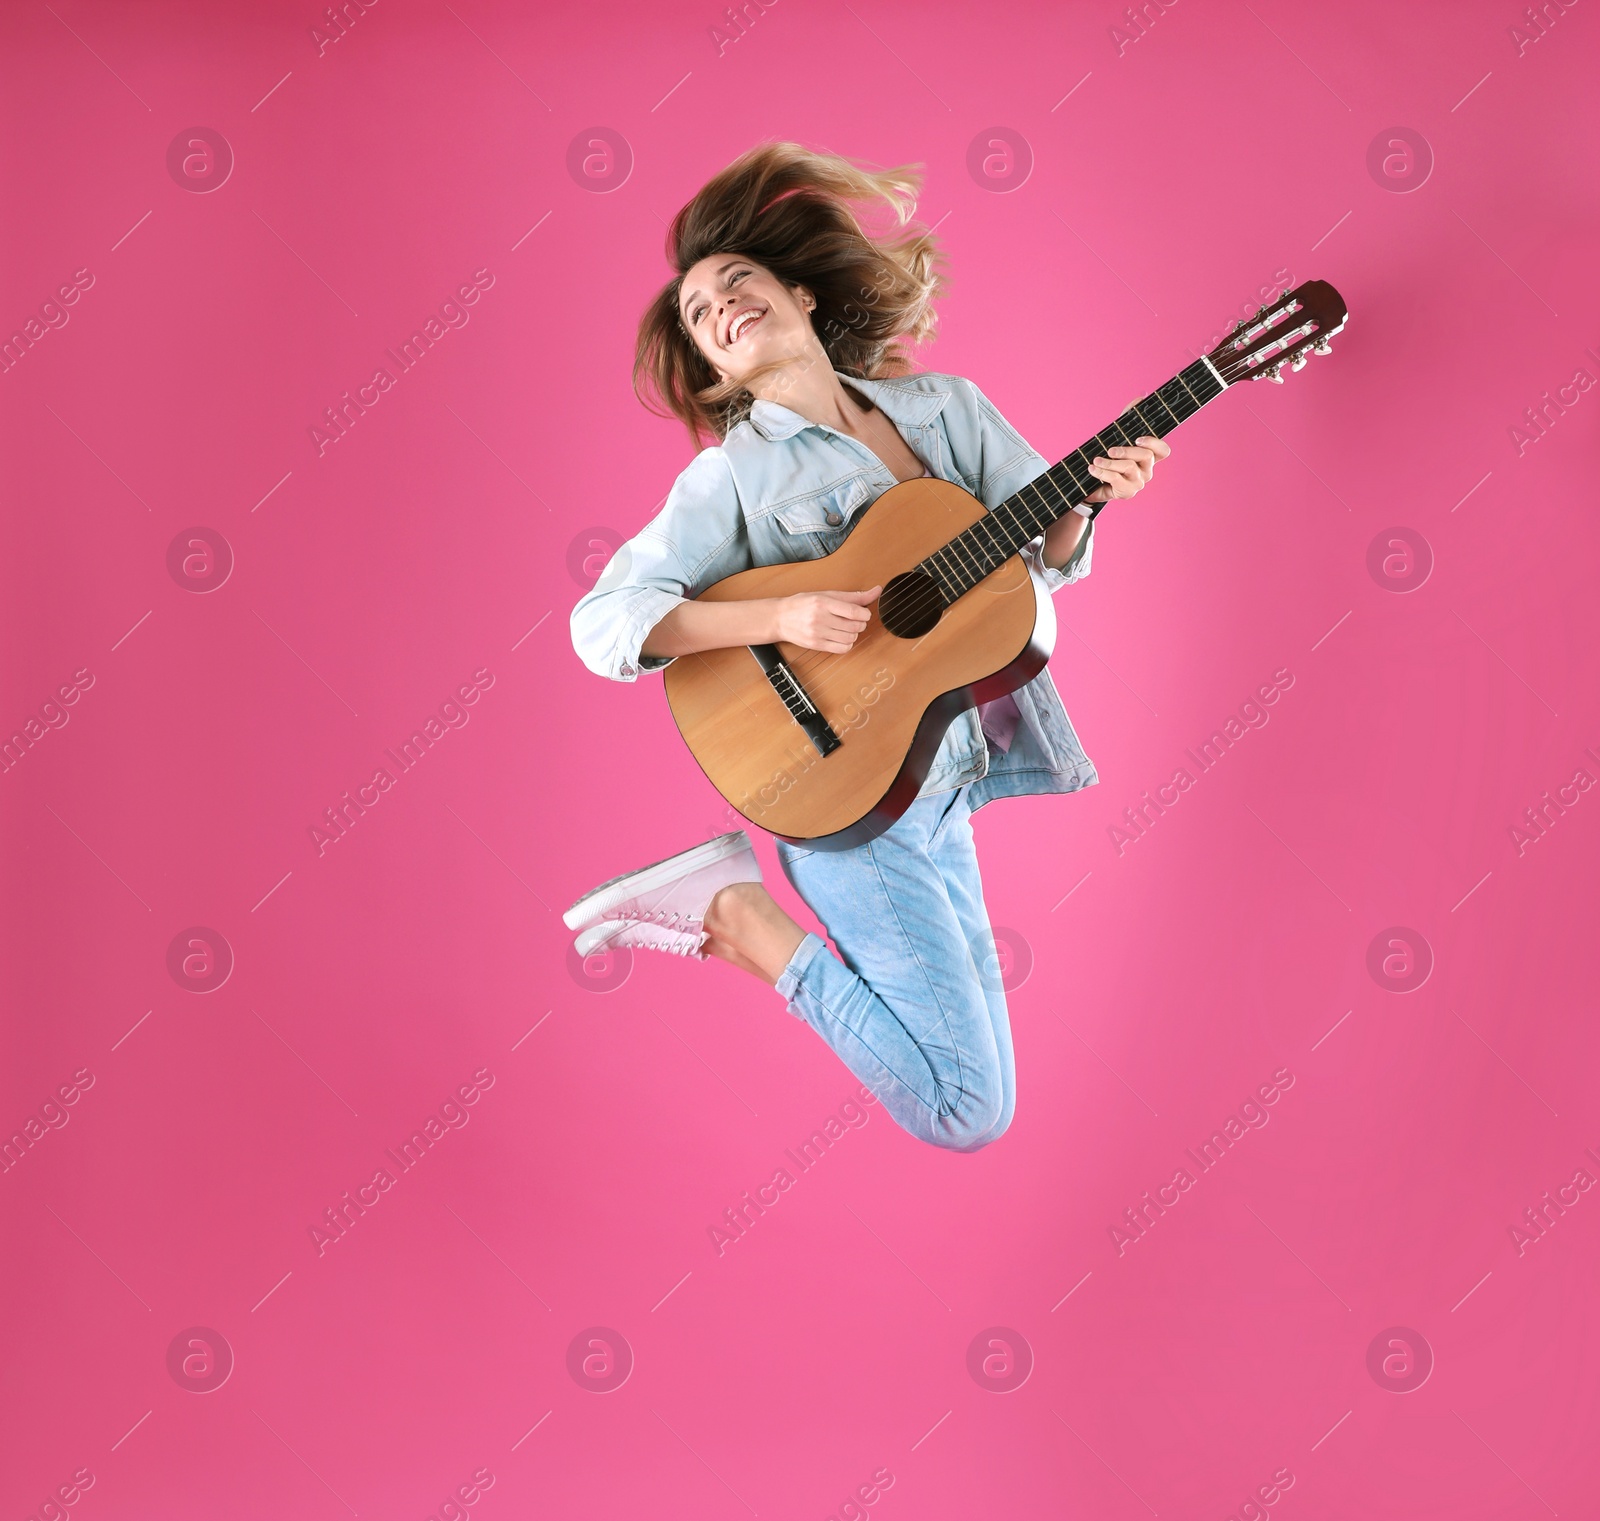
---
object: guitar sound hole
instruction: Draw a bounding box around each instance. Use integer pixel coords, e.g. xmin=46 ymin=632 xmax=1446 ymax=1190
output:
xmin=879 ymin=569 xmax=943 ymax=639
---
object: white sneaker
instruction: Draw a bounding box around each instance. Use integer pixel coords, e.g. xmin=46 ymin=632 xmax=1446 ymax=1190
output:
xmin=562 ymin=830 xmax=761 ymax=938
xmin=574 ymin=917 xmax=709 ymax=960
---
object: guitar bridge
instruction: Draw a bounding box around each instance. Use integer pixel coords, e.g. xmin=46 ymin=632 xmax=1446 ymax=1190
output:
xmin=748 ymin=644 xmax=842 ymax=757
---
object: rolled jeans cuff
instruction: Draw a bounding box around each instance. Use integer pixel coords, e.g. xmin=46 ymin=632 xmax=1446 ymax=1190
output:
xmin=775 ymin=931 xmax=826 ymax=1009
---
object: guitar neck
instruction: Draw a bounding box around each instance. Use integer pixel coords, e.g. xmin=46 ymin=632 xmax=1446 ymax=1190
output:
xmin=1055 ymin=356 xmax=1229 ymax=522
xmin=921 ymin=356 xmax=1228 ymax=601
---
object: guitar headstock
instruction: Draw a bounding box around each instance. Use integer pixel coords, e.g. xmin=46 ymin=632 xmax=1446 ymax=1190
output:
xmin=1206 ymin=279 xmax=1348 ymax=386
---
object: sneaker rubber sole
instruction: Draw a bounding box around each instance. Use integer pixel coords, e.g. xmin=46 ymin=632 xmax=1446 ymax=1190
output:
xmin=562 ymin=830 xmax=754 ymax=930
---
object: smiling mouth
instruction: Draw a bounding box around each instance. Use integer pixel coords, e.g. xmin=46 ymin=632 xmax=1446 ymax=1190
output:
xmin=726 ymin=308 xmax=767 ymax=345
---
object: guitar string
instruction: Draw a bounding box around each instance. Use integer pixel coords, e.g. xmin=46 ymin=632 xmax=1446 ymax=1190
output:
xmin=892 ymin=364 xmax=1217 ymax=621
xmin=943 ymin=365 xmax=1211 ymax=600
xmin=777 ymin=482 xmax=1054 ymax=680
xmin=782 ymin=472 xmax=1083 ymax=688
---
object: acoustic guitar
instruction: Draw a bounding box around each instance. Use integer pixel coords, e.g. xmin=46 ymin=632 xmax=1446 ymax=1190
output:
xmin=664 ymin=279 xmax=1349 ymax=850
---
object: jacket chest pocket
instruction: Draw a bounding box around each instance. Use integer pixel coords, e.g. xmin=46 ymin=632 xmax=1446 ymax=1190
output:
xmin=770 ymin=476 xmax=874 ymax=555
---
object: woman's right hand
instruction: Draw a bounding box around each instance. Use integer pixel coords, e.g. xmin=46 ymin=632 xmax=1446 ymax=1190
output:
xmin=772 ymin=585 xmax=882 ymax=653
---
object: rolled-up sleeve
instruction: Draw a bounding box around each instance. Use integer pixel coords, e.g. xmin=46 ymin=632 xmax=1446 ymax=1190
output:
xmin=569 ymin=447 xmax=738 ymax=683
xmin=1029 ymin=513 xmax=1094 ymax=591
xmin=961 ymin=375 xmax=1095 ymax=595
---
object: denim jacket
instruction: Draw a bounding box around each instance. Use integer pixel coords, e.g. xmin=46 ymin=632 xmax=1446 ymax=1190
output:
xmin=569 ymin=369 xmax=1101 ymax=816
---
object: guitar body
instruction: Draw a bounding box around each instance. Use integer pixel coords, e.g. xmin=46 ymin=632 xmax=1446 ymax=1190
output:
xmin=663 ymin=475 xmax=1056 ymax=850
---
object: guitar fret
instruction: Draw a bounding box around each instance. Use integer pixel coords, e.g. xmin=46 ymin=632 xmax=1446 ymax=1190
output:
xmin=1147 ymin=389 xmax=1181 ymax=428
xmin=972 ymin=521 xmax=998 ymax=569
xmin=1009 ymin=500 xmax=1046 ymax=545
xmin=1121 ymin=408 xmax=1151 ymax=439
xmin=949 ymin=527 xmax=987 ymax=582
xmin=1139 ymin=398 xmax=1177 ymax=435
xmin=1010 ymin=490 xmax=1047 ymax=537
xmin=967 ymin=518 xmax=999 ymax=564
xmin=970 ymin=517 xmax=1003 ymax=567
xmin=1168 ymin=369 xmax=1203 ymax=415
xmin=1055 ymin=460 xmax=1096 ymax=499
xmin=1171 ymin=360 xmax=1221 ymax=418
xmin=1157 ymin=381 xmax=1193 ymax=420
xmin=1003 ymin=496 xmax=1035 ymax=537
xmin=938 ymin=504 xmax=1020 ymax=598
xmin=973 ymin=512 xmax=1009 ymax=564
xmin=1044 ymin=472 xmax=1085 ymax=519
xmin=1028 ymin=479 xmax=1061 ymax=528
xmin=962 ymin=548 xmax=994 ymax=585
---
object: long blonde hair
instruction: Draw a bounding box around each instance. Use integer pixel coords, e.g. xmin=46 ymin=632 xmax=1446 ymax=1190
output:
xmin=634 ymin=141 xmax=947 ymax=449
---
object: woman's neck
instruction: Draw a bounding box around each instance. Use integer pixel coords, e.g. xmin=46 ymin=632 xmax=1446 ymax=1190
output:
xmin=749 ymin=349 xmax=871 ymax=435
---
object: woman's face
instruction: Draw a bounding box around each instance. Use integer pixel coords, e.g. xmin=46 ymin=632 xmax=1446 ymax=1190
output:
xmin=677 ymin=254 xmax=815 ymax=386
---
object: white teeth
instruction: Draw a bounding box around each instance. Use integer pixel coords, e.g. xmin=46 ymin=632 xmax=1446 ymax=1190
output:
xmin=729 ymin=309 xmax=763 ymax=343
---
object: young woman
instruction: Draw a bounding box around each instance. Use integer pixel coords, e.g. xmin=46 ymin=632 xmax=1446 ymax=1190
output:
xmin=568 ymin=143 xmax=1169 ymax=1152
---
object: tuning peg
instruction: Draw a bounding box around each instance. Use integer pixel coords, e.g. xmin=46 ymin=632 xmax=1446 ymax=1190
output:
xmin=1264 ymin=363 xmax=1286 ymax=383
xmin=1290 ymin=351 xmax=1308 ymax=371
xmin=1313 ymin=338 xmax=1332 ymax=355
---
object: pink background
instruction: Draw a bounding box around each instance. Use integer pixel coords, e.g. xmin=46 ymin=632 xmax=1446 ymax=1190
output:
xmin=3 ymin=0 xmax=1597 ymax=1515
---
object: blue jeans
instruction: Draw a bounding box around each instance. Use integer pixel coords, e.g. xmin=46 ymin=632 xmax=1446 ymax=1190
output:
xmin=773 ymin=783 xmax=1015 ymax=1152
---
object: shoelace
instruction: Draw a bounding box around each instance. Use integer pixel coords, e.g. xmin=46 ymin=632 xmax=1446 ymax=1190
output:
xmin=594 ymin=914 xmax=705 ymax=958
xmin=618 ymin=907 xmax=699 ymax=930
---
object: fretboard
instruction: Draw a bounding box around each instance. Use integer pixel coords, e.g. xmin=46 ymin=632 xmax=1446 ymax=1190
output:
xmin=921 ymin=357 xmax=1226 ymax=602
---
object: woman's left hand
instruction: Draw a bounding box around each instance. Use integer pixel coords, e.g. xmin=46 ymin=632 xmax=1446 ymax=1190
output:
xmin=1086 ymin=432 xmax=1171 ymax=502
